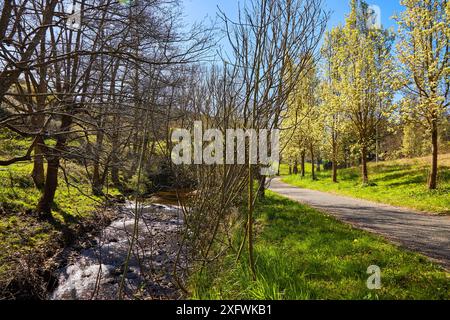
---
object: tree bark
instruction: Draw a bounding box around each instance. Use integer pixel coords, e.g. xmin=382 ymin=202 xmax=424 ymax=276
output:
xmin=36 ymin=115 xmax=72 ymax=215
xmin=361 ymin=145 xmax=369 ymax=184
xmin=31 ymin=136 xmax=45 ymax=189
xmin=92 ymin=164 xmax=103 ymax=196
xmin=277 ymin=154 xmax=281 ymax=176
xmin=92 ymin=130 xmax=105 ymax=196
xmin=332 ymin=138 xmax=338 ymax=183
xmin=300 ymin=150 xmax=305 ymax=177
xmin=332 ymin=160 xmax=338 ymax=183
xmin=258 ymin=175 xmax=266 ymax=199
xmin=429 ymin=121 xmax=438 ymax=190
xmin=36 ymin=155 xmax=59 ymax=215
xmin=293 ymin=160 xmax=298 ymax=175
xmin=111 ymin=165 xmax=120 ymax=186
xmin=310 ymin=144 xmax=316 ymax=180
xmin=31 ymin=39 xmax=47 ymax=190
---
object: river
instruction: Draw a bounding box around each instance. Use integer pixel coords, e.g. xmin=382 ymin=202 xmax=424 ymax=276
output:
xmin=49 ymin=201 xmax=187 ymax=300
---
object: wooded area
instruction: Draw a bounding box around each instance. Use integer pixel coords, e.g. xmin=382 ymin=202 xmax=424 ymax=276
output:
xmin=0 ymin=0 xmax=448 ymax=300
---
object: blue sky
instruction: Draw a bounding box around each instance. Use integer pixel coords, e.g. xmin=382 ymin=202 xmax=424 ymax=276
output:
xmin=181 ymin=0 xmax=405 ymax=31
xmin=181 ymin=1 xmax=406 ymax=102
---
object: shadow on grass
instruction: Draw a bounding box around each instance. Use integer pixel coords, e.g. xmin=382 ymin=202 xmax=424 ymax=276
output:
xmin=374 ymin=171 xmax=427 ymax=186
xmin=35 ymin=203 xmax=85 ymax=245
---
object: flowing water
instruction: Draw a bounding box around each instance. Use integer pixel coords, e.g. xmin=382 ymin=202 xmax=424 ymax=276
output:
xmin=49 ymin=201 xmax=187 ymax=300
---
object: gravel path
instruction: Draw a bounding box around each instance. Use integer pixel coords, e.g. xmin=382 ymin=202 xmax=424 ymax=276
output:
xmin=269 ymin=178 xmax=450 ymax=270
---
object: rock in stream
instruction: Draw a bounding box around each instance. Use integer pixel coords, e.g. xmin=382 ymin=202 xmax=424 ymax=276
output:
xmin=50 ymin=202 xmax=186 ymax=300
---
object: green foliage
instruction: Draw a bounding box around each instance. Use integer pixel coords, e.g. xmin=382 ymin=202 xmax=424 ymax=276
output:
xmin=401 ymin=123 xmax=430 ymax=158
xmin=395 ymin=0 xmax=449 ymax=125
xmin=190 ymin=192 xmax=449 ymax=300
xmin=402 ymin=122 xmax=449 ymax=158
xmin=281 ymin=59 xmax=322 ymax=165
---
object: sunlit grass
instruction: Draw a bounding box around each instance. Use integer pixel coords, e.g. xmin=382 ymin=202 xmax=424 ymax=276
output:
xmin=279 ymin=155 xmax=450 ymax=215
xmin=190 ymin=192 xmax=450 ymax=300
xmin=0 ymin=134 xmax=120 ymax=285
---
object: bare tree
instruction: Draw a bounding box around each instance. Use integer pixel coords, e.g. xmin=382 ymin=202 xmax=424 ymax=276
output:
xmin=219 ymin=0 xmax=328 ymax=279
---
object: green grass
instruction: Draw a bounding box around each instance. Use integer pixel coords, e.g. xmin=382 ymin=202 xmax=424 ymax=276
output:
xmin=0 ymin=162 xmax=105 ymax=221
xmin=190 ymin=192 xmax=450 ymax=300
xmin=0 ymin=161 xmax=113 ymax=286
xmin=280 ymin=155 xmax=450 ymax=215
xmin=0 ymin=130 xmax=121 ymax=291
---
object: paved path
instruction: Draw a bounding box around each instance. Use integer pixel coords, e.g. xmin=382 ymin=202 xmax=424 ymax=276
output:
xmin=269 ymin=178 xmax=450 ymax=270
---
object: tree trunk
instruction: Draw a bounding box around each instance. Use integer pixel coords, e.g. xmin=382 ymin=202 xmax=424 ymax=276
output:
xmin=361 ymin=145 xmax=369 ymax=184
xmin=332 ymin=160 xmax=338 ymax=183
xmin=92 ymin=130 xmax=105 ymax=196
xmin=429 ymin=121 xmax=438 ymax=190
xmin=332 ymin=138 xmax=338 ymax=183
xmin=31 ymin=41 xmax=47 ymax=190
xmin=36 ymin=156 xmax=59 ymax=215
xmin=92 ymin=163 xmax=103 ymax=196
xmin=316 ymin=157 xmax=321 ymax=172
xmin=277 ymin=154 xmax=281 ymax=176
xmin=258 ymin=175 xmax=266 ymax=199
xmin=310 ymin=144 xmax=316 ymax=181
xmin=288 ymin=165 xmax=292 ymax=175
xmin=293 ymin=160 xmax=298 ymax=175
xmin=36 ymin=115 xmax=71 ymax=216
xmin=111 ymin=166 xmax=120 ymax=186
xmin=300 ymin=150 xmax=305 ymax=177
xmin=31 ymin=137 xmax=45 ymax=190
xmin=344 ymin=151 xmax=348 ymax=169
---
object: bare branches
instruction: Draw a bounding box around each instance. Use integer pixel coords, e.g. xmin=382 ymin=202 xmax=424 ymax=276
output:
xmin=0 ymin=0 xmax=59 ymax=101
